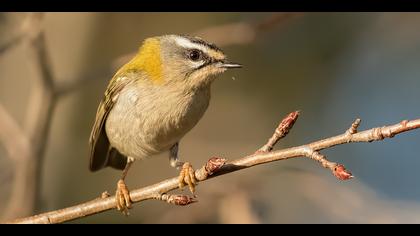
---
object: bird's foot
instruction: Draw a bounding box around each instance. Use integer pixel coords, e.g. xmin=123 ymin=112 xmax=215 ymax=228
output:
xmin=116 ymin=179 xmax=132 ymax=215
xmin=178 ymin=162 xmax=197 ymax=194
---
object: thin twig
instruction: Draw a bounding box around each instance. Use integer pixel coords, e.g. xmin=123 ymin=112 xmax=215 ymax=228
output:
xmin=257 ymin=111 xmax=299 ymax=153
xmin=6 ymin=114 xmax=420 ymax=224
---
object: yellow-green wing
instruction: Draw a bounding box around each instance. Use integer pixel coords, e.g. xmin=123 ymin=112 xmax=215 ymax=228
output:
xmin=88 ymin=76 xmax=132 ymax=171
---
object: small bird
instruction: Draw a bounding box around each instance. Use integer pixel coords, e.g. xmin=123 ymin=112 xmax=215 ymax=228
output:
xmin=88 ymin=34 xmax=241 ymax=213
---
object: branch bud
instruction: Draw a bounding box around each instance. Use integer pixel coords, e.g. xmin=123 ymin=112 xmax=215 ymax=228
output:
xmin=333 ymin=164 xmax=353 ymax=180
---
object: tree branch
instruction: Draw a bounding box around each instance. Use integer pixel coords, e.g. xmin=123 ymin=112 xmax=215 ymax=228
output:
xmin=5 ymin=112 xmax=420 ymax=224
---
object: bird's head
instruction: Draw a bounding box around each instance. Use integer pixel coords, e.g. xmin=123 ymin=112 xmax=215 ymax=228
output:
xmin=118 ymin=35 xmax=242 ymax=90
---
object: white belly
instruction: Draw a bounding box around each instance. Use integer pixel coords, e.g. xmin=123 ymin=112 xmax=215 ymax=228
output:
xmin=105 ymin=83 xmax=210 ymax=160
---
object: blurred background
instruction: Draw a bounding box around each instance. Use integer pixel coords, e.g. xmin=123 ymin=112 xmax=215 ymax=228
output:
xmin=1 ymin=12 xmax=420 ymax=223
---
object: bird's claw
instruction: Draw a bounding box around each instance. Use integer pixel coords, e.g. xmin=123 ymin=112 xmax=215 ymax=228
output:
xmin=178 ymin=162 xmax=197 ymax=193
xmin=116 ymin=179 xmax=132 ymax=215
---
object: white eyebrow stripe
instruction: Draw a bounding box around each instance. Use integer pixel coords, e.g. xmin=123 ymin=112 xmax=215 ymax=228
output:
xmin=174 ymin=36 xmax=209 ymax=54
xmin=190 ymin=60 xmax=206 ymax=68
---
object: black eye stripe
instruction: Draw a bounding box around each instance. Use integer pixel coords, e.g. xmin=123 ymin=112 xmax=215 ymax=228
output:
xmin=192 ymin=58 xmax=223 ymax=71
xmin=185 ymin=59 xmax=224 ymax=77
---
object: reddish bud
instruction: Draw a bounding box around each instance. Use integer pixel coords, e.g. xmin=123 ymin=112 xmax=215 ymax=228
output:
xmin=205 ymin=157 xmax=226 ymax=175
xmin=277 ymin=111 xmax=300 ymax=137
xmin=167 ymin=195 xmax=197 ymax=206
xmin=333 ymin=164 xmax=353 ymax=180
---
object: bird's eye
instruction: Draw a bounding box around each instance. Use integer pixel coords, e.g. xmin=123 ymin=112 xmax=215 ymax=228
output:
xmin=188 ymin=49 xmax=202 ymax=61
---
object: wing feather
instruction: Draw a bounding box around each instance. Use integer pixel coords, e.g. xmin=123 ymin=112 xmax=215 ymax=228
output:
xmin=88 ymin=76 xmax=132 ymax=171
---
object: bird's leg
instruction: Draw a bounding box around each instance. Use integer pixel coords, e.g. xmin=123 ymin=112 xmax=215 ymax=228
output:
xmin=115 ymin=157 xmax=134 ymax=215
xmin=170 ymin=142 xmax=197 ymax=194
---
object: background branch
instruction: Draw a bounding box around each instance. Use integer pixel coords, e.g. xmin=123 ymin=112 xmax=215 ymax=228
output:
xmin=0 ymin=13 xmax=43 ymax=54
xmin=0 ymin=13 xmax=61 ymax=220
xmin=194 ymin=12 xmax=303 ymax=47
xmin=0 ymin=104 xmax=31 ymax=162
xmin=6 ymin=113 xmax=420 ymax=224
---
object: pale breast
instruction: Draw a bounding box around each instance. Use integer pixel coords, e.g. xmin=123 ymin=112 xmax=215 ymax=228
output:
xmin=105 ymin=82 xmax=210 ymax=160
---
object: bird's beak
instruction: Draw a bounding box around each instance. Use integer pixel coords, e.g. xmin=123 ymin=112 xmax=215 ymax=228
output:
xmin=218 ymin=61 xmax=242 ymax=69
